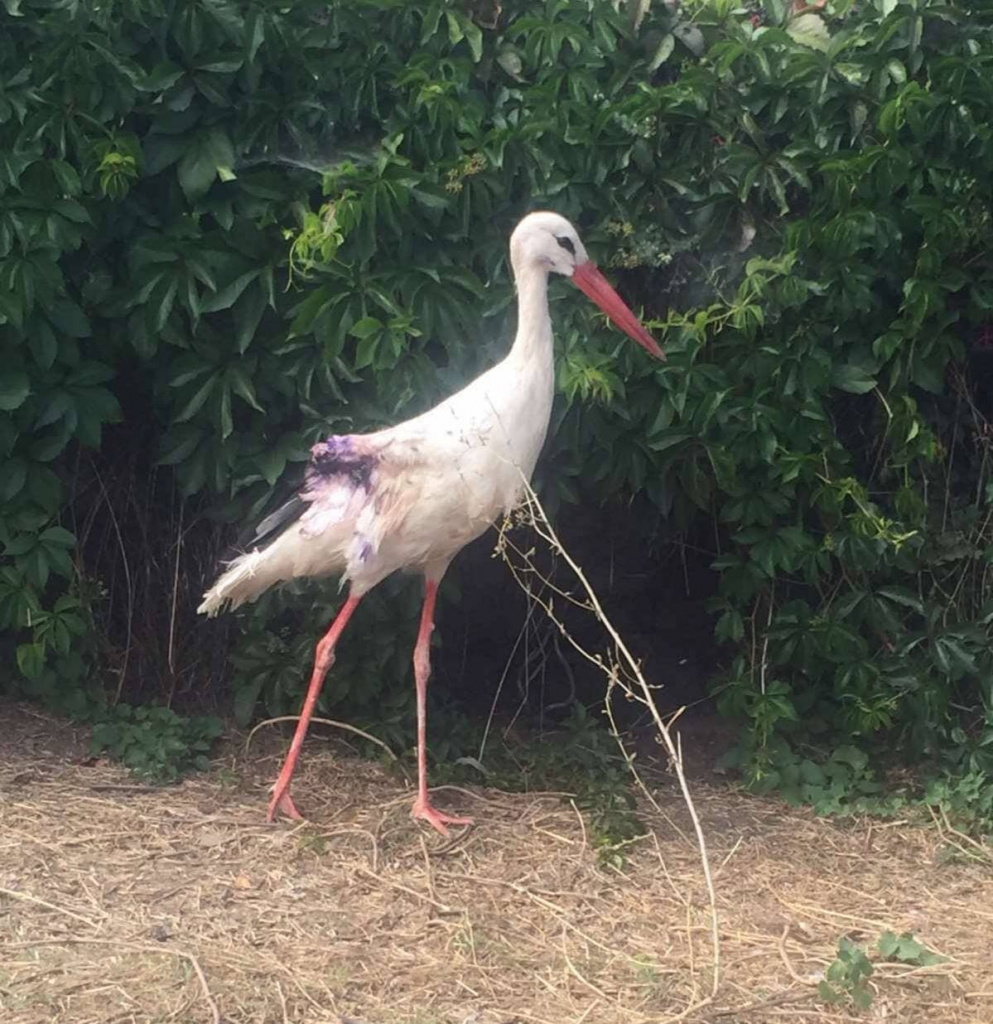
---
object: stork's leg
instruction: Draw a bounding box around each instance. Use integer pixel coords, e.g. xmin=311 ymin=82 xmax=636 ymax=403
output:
xmin=410 ymin=579 xmax=473 ymax=836
xmin=267 ymin=594 xmax=361 ymax=822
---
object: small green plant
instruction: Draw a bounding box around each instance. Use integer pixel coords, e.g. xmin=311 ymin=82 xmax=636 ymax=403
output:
xmin=632 ymin=953 xmax=669 ymax=1000
xmin=819 ymin=930 xmax=945 ymax=1011
xmin=296 ymin=827 xmax=330 ymax=856
xmin=876 ymin=930 xmax=946 ymax=968
xmin=582 ymin=783 xmax=648 ymax=869
xmin=729 ymin=727 xmax=993 ymax=833
xmin=926 ymin=771 xmax=993 ymax=831
xmin=90 ymin=704 xmax=223 ymax=782
xmin=818 ymin=936 xmax=875 ymax=1010
xmin=759 ymin=743 xmax=901 ymax=816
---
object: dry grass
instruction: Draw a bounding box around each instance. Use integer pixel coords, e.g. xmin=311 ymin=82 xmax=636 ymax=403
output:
xmin=2 ymin=703 xmax=992 ymax=1024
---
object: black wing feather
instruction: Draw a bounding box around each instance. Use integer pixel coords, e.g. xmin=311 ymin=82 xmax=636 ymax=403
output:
xmin=251 ymin=494 xmax=307 ymax=546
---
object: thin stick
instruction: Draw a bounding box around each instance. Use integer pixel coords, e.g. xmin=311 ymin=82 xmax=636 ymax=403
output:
xmin=354 ymin=866 xmax=455 ymax=914
xmin=276 ymin=979 xmax=289 ymax=1024
xmin=710 ymin=988 xmax=809 ymax=1018
xmin=244 ymin=715 xmax=400 ymax=767
xmin=568 ymin=798 xmax=588 ymax=855
xmin=418 ymin=833 xmax=437 ymax=903
xmin=478 ymin=592 xmax=538 ymax=761
xmin=777 ymin=923 xmax=808 ymax=984
xmin=759 ymin=580 xmax=775 ymax=696
xmin=91 ymin=462 xmax=134 ymax=705
xmin=560 ymin=927 xmax=607 ymax=1001
xmin=0 ymin=886 xmax=100 ymax=929
xmin=496 ymin=479 xmax=721 ymax=999
xmin=166 ymin=499 xmax=184 ymax=702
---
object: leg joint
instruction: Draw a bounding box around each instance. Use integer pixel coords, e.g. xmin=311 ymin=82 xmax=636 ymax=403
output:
xmin=413 ymin=646 xmax=431 ymax=682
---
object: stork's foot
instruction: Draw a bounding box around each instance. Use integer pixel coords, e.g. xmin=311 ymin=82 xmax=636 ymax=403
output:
xmin=267 ymin=783 xmax=304 ymax=823
xmin=411 ymin=797 xmax=473 ymax=837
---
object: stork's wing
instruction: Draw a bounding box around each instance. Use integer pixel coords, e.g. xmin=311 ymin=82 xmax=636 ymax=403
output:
xmin=245 ymin=429 xmax=422 ymax=558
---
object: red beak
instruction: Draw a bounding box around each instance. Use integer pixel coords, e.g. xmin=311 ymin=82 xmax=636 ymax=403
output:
xmin=571 ymin=261 xmax=665 ymax=360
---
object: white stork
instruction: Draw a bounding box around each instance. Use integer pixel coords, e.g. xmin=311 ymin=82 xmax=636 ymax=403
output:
xmin=198 ymin=211 xmax=663 ymax=834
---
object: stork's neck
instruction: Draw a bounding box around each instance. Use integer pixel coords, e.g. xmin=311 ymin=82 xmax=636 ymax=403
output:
xmin=509 ymin=260 xmax=554 ymax=368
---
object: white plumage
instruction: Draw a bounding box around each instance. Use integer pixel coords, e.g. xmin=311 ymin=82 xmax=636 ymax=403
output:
xmin=199 ymin=211 xmax=662 ymax=834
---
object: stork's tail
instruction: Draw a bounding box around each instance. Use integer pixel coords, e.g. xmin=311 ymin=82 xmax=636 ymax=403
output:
xmin=197 ymin=547 xmax=279 ymax=617
xmin=199 ymin=432 xmax=379 ymax=616
xmin=197 ymin=529 xmax=341 ymax=616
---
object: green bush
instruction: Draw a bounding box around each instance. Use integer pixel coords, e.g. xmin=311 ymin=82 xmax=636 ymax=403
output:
xmin=4 ymin=0 xmax=993 ymax=813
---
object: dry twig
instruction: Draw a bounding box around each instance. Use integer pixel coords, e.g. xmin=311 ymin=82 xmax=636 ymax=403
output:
xmin=494 ymin=478 xmax=721 ymax=1006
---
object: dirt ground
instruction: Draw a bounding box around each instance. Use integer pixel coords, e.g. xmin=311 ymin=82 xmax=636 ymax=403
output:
xmin=2 ymin=702 xmax=992 ymax=1024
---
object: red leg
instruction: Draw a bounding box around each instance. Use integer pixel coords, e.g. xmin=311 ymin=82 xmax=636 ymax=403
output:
xmin=410 ymin=579 xmax=473 ymax=836
xmin=267 ymin=594 xmax=361 ymax=822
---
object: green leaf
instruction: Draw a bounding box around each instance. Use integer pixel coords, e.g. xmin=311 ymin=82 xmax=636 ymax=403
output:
xmin=176 ymin=372 xmax=220 ymax=421
xmin=0 ymin=370 xmax=30 ymax=411
xmin=787 ymin=13 xmax=830 ymax=51
xmin=886 ymin=59 xmax=907 ymax=84
xmin=40 ymin=526 xmax=76 ymax=547
xmin=877 ymin=587 xmax=923 ymax=613
xmin=200 ymin=270 xmax=260 ymax=313
xmin=831 ymin=364 xmax=877 ymax=395
xmin=465 ymin=22 xmax=483 ymax=62
xmin=648 ymin=431 xmax=693 ymax=452
xmin=29 ymin=321 xmax=58 ymax=369
xmin=158 ymin=426 xmax=203 ymax=466
xmin=349 ymin=316 xmax=383 ymax=340
xmin=234 ymin=283 xmax=267 ymax=352
xmin=445 ymin=11 xmax=464 ymax=46
xmin=354 ymin=331 xmax=380 ymax=370
xmin=877 ymin=931 xmax=899 ymax=957
xmin=852 ymin=986 xmax=873 ymax=1011
xmin=0 ymin=458 xmax=27 ymax=501
xmin=219 ymin=384 xmax=233 ymax=439
xmin=234 ymin=673 xmax=266 ymax=727
xmin=153 ymin=277 xmax=179 ymax=332
xmin=137 ymin=62 xmax=185 ymax=92
xmin=227 ymin=365 xmax=264 ymax=411
xmin=178 ymin=129 xmax=235 ymax=201
xmin=17 ymin=642 xmax=46 ymax=680
xmin=246 ymin=11 xmax=265 ymax=61
xmin=47 ymin=300 xmax=91 ymax=338
xmin=3 ymin=535 xmax=36 ymax=557
xmin=198 ymin=57 xmax=244 ymax=73
xmin=68 ymin=362 xmax=114 ymax=387
xmin=649 ymin=34 xmax=675 ymax=72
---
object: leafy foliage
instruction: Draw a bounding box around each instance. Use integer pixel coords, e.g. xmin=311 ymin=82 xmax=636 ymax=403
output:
xmin=730 ymin=741 xmax=901 ymax=816
xmin=876 ymin=929 xmax=945 ymax=968
xmin=818 ymin=936 xmax=875 ymax=1011
xmin=818 ymin=930 xmax=945 ymax=1010
xmin=90 ymin=702 xmax=223 ymax=782
xmin=4 ymin=0 xmax=993 ymax=817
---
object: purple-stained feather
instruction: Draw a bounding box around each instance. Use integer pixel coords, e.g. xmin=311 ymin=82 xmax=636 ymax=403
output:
xmin=248 ymin=435 xmax=380 ymax=549
xmin=305 ymin=435 xmax=376 ymax=491
xmin=299 ymin=434 xmax=381 ymax=541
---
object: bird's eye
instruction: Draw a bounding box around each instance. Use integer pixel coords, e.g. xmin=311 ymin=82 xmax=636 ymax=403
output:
xmin=556 ymin=236 xmax=576 ymax=255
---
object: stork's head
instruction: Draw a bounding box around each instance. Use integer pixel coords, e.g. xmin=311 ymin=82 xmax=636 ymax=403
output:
xmin=510 ymin=211 xmax=591 ymax=277
xmin=509 ymin=211 xmax=664 ymax=359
